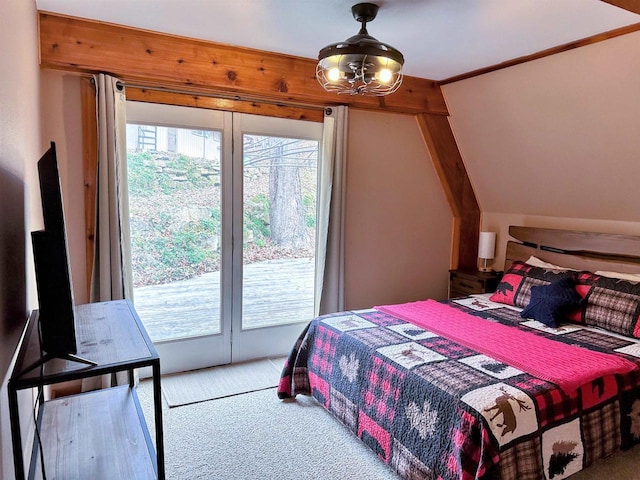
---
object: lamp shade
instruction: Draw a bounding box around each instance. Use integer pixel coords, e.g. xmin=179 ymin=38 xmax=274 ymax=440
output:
xmin=478 ymin=232 xmax=496 ymax=260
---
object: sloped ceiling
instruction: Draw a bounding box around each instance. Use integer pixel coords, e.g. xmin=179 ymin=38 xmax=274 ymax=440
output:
xmin=36 ymin=0 xmax=640 ymax=82
xmin=443 ymin=30 xmax=640 ymax=222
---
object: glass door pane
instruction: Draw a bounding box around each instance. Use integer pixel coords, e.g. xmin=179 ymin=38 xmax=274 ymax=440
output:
xmin=127 ymin=124 xmax=222 ymax=342
xmin=241 ymin=134 xmax=318 ymax=329
xmin=230 ymin=112 xmax=323 ymax=363
xmin=126 ymin=101 xmax=232 ymax=374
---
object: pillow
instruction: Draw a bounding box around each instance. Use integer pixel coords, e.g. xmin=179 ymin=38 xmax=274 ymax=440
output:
xmin=594 ymin=270 xmax=640 ymax=283
xmin=520 ymin=277 xmax=584 ymax=328
xmin=525 ymin=255 xmax=576 ymax=271
xmin=562 ymin=271 xmax=594 ymax=324
xmin=574 ymin=271 xmax=640 ymax=337
xmin=489 ymin=260 xmax=576 ymax=308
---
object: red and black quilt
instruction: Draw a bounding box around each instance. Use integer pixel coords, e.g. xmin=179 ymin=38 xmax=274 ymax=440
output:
xmin=277 ymin=297 xmax=640 ymax=480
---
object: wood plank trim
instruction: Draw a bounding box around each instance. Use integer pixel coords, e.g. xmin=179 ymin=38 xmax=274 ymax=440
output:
xmin=38 ymin=11 xmax=448 ymax=116
xmin=439 ymin=22 xmax=640 ymax=85
xmin=125 ymin=87 xmax=324 ymax=122
xmin=81 ymin=77 xmax=97 ymax=298
xmin=416 ymin=113 xmax=480 ymax=270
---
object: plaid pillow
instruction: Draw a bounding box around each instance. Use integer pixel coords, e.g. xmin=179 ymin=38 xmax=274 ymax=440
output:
xmin=564 ymin=271 xmax=596 ymax=324
xmin=520 ymin=277 xmax=584 ymax=328
xmin=489 ymin=261 xmax=576 ymax=308
xmin=575 ymin=271 xmax=640 ymax=337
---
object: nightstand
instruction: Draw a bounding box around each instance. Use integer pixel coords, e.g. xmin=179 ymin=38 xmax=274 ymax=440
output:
xmin=449 ymin=269 xmax=502 ymax=298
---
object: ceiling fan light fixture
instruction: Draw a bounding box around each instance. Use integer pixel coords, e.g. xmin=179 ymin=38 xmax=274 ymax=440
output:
xmin=316 ymin=3 xmax=404 ymax=96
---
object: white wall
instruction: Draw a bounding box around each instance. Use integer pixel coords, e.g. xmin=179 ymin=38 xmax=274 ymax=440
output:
xmin=345 ymin=110 xmax=452 ymax=308
xmin=0 ymin=0 xmax=43 ymax=477
xmin=443 ymin=31 xmax=640 ymax=223
xmin=442 ymin=31 xmax=640 ymax=267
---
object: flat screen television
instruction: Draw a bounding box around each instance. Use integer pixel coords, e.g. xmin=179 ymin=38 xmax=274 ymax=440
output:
xmin=26 ymin=142 xmax=95 ymax=372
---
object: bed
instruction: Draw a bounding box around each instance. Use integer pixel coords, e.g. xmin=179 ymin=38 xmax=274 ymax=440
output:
xmin=278 ymin=226 xmax=640 ymax=480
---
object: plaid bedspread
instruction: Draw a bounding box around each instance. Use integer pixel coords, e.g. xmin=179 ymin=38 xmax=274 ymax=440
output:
xmin=277 ymin=298 xmax=640 ymax=480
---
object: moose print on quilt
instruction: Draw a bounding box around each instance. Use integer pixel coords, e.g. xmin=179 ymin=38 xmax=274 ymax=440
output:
xmin=462 ymin=383 xmax=538 ymax=447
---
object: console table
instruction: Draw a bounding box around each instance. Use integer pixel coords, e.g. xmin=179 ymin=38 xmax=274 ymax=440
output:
xmin=8 ymin=300 xmax=164 ymax=480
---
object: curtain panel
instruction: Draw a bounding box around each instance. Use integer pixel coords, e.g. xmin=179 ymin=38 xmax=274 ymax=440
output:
xmin=88 ymin=73 xmax=133 ymax=389
xmin=90 ymin=74 xmax=132 ymax=303
xmin=315 ymin=106 xmax=348 ymax=315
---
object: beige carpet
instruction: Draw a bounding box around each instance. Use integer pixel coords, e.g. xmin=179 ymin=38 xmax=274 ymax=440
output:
xmin=138 ymin=379 xmax=640 ymax=480
xmin=138 ymin=383 xmax=400 ymax=480
xmin=161 ymin=357 xmax=285 ymax=407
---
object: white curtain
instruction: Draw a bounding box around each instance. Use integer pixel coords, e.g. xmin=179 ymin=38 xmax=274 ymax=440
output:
xmin=315 ymin=106 xmax=348 ymax=315
xmin=90 ymin=74 xmax=132 ymax=303
xmin=87 ymin=73 xmax=133 ymax=389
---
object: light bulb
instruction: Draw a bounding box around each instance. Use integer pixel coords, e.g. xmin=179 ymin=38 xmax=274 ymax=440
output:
xmin=377 ymin=68 xmax=393 ymax=84
xmin=327 ymin=67 xmax=341 ymax=82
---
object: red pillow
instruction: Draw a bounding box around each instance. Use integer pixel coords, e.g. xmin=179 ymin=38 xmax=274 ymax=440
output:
xmin=490 ymin=261 xmax=577 ymax=308
xmin=565 ymin=271 xmax=595 ymax=323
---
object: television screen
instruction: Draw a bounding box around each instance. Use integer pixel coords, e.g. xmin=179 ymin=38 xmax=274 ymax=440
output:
xmin=32 ymin=142 xmax=77 ymax=356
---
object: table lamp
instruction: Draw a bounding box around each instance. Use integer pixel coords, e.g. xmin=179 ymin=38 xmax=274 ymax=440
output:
xmin=478 ymin=231 xmax=496 ymax=272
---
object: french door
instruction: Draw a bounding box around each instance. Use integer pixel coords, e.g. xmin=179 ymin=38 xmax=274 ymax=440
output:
xmin=126 ymin=102 xmax=322 ymax=373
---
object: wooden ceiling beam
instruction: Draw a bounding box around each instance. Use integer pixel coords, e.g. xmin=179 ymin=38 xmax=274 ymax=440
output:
xmin=38 ymin=12 xmax=448 ymax=116
xmin=416 ymin=113 xmax=480 ymax=270
xmin=601 ymin=0 xmax=640 ymax=15
xmin=125 ymin=87 xmax=325 ymax=122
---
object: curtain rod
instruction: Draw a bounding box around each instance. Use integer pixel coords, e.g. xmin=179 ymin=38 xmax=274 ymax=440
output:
xmin=113 ymin=80 xmax=328 ymax=112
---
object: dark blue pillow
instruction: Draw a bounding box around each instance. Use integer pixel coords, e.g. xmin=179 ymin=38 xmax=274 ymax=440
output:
xmin=520 ymin=276 xmax=583 ymax=328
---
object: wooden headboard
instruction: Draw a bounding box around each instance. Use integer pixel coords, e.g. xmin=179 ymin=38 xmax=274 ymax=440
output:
xmin=504 ymin=226 xmax=640 ymax=273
